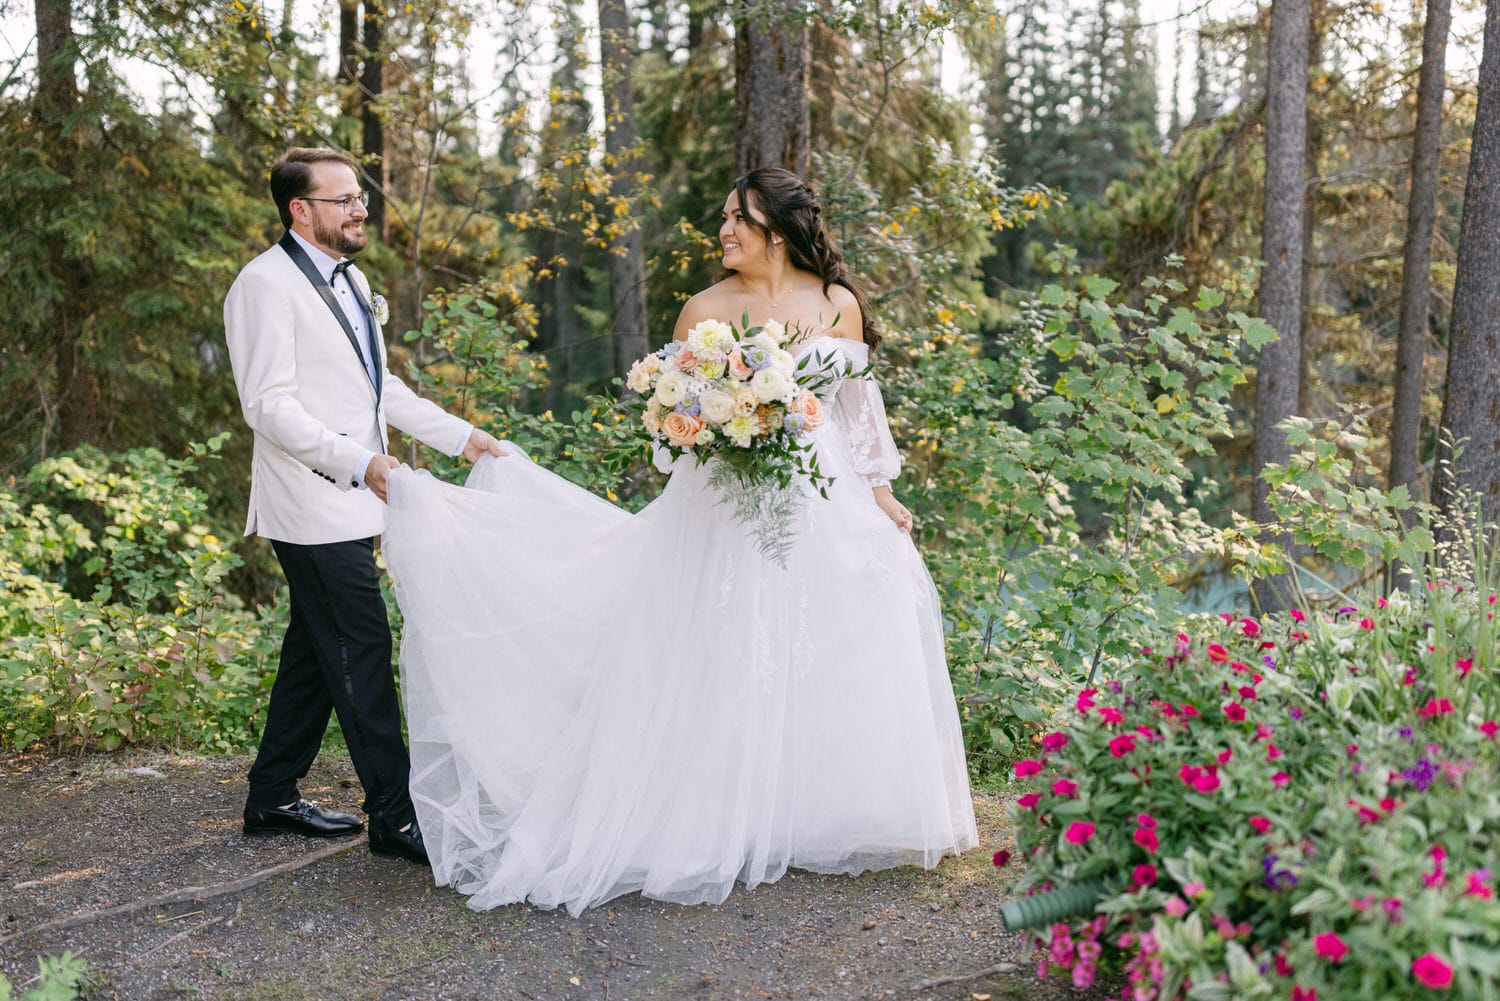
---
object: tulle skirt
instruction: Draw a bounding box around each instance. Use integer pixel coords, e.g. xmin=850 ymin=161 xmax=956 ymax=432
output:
xmin=383 ymin=433 xmax=977 ymax=915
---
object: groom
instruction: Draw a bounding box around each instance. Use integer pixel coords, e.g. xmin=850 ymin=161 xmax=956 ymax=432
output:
xmin=224 ymin=147 xmax=504 ymax=865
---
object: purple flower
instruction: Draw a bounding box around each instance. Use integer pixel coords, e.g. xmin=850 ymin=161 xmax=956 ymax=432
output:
xmin=782 ymin=413 xmax=806 ymax=433
xmin=1402 ymin=757 xmax=1437 ymax=791
xmin=1263 ymin=855 xmax=1299 ymax=889
xmin=1399 ymin=727 xmax=1414 ymax=739
xmin=1288 ymin=707 xmax=1304 ymax=721
xmin=676 ymin=396 xmax=702 ymax=417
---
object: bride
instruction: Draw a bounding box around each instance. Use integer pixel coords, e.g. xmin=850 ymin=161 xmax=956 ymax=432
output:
xmin=382 ymin=168 xmax=978 ymax=915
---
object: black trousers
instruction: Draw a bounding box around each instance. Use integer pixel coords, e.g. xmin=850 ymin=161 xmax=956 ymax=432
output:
xmin=246 ymin=537 xmax=414 ymax=830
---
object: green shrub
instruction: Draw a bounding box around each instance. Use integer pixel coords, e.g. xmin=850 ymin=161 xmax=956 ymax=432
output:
xmin=0 ymin=952 xmax=92 ymax=1001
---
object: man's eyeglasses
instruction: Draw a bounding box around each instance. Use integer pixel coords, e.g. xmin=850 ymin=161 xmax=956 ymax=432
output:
xmin=299 ymin=191 xmax=370 ymax=212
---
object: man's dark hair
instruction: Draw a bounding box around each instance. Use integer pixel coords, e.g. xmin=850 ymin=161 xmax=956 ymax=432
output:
xmin=269 ymin=147 xmax=359 ymax=229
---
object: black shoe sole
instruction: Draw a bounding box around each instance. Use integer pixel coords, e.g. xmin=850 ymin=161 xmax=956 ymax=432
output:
xmin=242 ymin=823 xmax=365 ymax=839
xmin=369 ymin=841 xmax=429 ymax=864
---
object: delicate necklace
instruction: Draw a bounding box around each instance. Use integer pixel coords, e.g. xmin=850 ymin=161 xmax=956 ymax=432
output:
xmin=739 ymin=273 xmax=787 ymax=309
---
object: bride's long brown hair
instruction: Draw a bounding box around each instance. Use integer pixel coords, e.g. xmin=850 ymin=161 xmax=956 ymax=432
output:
xmin=716 ymin=168 xmax=881 ymax=350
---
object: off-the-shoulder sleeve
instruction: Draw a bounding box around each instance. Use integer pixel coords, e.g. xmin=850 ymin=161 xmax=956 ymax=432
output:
xmin=832 ymin=370 xmax=901 ymax=487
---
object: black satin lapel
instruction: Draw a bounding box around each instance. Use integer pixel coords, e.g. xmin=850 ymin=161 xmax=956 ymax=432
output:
xmin=353 ymin=291 xmax=384 ymax=400
xmin=277 ymin=231 xmax=369 ymax=383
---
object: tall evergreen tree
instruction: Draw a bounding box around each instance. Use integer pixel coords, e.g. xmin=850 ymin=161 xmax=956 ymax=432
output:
xmin=1252 ymin=0 xmax=1310 ymax=611
xmin=600 ymin=0 xmax=649 ymax=375
xmin=734 ymin=0 xmax=810 ymax=175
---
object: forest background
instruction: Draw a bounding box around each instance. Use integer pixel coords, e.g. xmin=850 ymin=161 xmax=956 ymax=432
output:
xmin=0 ymin=0 xmax=1496 ymax=773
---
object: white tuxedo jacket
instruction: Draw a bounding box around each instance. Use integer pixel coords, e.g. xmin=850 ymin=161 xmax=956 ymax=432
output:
xmin=224 ymin=239 xmax=471 ymax=545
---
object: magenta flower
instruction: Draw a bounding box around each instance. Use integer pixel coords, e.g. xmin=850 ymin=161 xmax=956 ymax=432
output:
xmin=1250 ymin=815 xmax=1272 ymax=833
xmin=1137 ymin=813 xmax=1157 ymax=828
xmin=1271 ymin=771 xmax=1290 ymax=788
xmin=1275 ymin=954 xmax=1294 ymax=976
xmin=1163 ymin=897 xmax=1188 ymax=917
xmin=1481 ymin=720 xmax=1498 ymax=740
xmin=1017 ymin=793 xmax=1041 ymax=810
xmin=1456 ymin=658 xmax=1473 ymax=676
xmin=1193 ymin=770 xmax=1221 ymax=793
xmin=1179 ymin=764 xmax=1202 ymax=786
xmin=1291 ymin=987 xmax=1318 ymax=1001
xmin=1015 ymin=758 xmax=1044 ymax=778
xmin=1052 ymin=778 xmax=1079 ymax=798
xmin=1313 ymin=932 xmax=1348 ymax=962
xmin=1041 ymin=731 xmax=1069 ymax=752
xmin=1132 ymin=863 xmax=1158 ymax=886
xmin=1223 ymin=702 xmax=1247 ymax=721
xmin=1181 ymin=703 xmax=1201 ymax=718
xmin=1064 ymin=821 xmax=1095 ymax=844
xmin=1359 ymin=617 xmax=1375 ymax=630
xmin=1416 ymin=698 xmax=1455 ymax=718
xmin=1076 ymin=688 xmax=1099 ymax=713
xmin=1289 ymin=608 xmax=1306 ymax=622
xmin=1412 ymin=953 xmax=1453 ymax=989
xmin=1240 ymin=618 xmax=1260 ymax=636
xmin=992 ymin=849 xmax=1011 ymax=867
xmin=1267 ymin=742 xmax=1283 ymax=761
xmin=1464 ymin=870 xmax=1494 ymax=899
xmin=1108 ymin=734 xmax=1137 ymax=758
xmin=1208 ymin=644 xmax=1229 ymax=662
xmin=1099 ymin=706 xmax=1125 ymax=724
xmin=1134 ymin=827 xmax=1159 ymax=853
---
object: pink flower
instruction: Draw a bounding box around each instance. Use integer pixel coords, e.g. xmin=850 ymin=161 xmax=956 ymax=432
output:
xmin=1015 ymin=759 xmax=1044 ymax=778
xmin=1134 ymin=827 xmax=1159 ymax=853
xmin=993 ymin=849 xmax=1011 ymax=867
xmin=1052 ymin=779 xmax=1079 ymax=798
xmin=1137 ymin=813 xmax=1157 ymax=828
xmin=1481 ymin=720 xmax=1498 ymax=740
xmin=1457 ymin=658 xmax=1473 ymax=676
xmin=1464 ymin=870 xmax=1493 ymax=899
xmin=1109 ymin=734 xmax=1138 ymax=758
xmin=1241 ymin=618 xmax=1260 ymax=636
xmin=1017 ymin=793 xmax=1041 ymax=810
xmin=1163 ymin=897 xmax=1188 ymax=917
xmin=1041 ymin=731 xmax=1070 ymax=752
xmin=1217 ymin=748 xmax=1233 ymax=764
xmin=1291 ymin=988 xmax=1318 ymax=1001
xmin=1076 ymin=688 xmax=1099 ymax=713
xmin=1411 ymin=953 xmax=1453 ymax=989
xmin=1313 ymin=932 xmax=1348 ymax=962
xmin=1417 ymin=698 xmax=1455 ymax=718
xmin=1271 ymin=771 xmax=1291 ymax=788
xmin=1183 ymin=881 xmax=1205 ymax=897
xmin=1359 ymin=617 xmax=1375 ymax=630
xmin=1193 ymin=770 xmax=1221 ymax=793
xmin=1100 ymin=706 xmax=1125 ymax=724
xmin=1223 ymin=702 xmax=1247 ymax=721
xmin=1267 ymin=742 xmax=1284 ymax=761
xmin=1289 ymin=608 xmax=1306 ymax=622
xmin=1132 ymin=863 xmax=1158 ymax=886
xmin=1064 ymin=821 xmax=1095 ymax=844
xmin=1181 ymin=703 xmax=1201 ymax=718
xmin=1250 ymin=815 xmax=1272 ymax=833
xmin=1275 ymin=954 xmax=1295 ymax=977
xmin=1179 ymin=764 xmax=1202 ymax=786
xmin=1208 ymin=644 xmax=1229 ymax=662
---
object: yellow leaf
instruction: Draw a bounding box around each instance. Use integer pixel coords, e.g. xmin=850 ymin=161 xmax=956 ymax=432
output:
xmin=1154 ymin=394 xmax=1177 ymax=414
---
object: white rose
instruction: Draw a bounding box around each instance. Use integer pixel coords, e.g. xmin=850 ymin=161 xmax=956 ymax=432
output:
xmin=750 ymin=367 xmax=789 ymax=404
xmin=747 ymin=332 xmax=780 ymax=354
xmin=687 ymin=319 xmax=735 ymax=359
xmin=770 ymin=348 xmax=796 ymax=374
xmin=699 ymin=389 xmax=735 ymax=424
xmin=654 ymin=371 xmax=688 ymax=407
xmin=761 ymin=318 xmax=787 ymax=344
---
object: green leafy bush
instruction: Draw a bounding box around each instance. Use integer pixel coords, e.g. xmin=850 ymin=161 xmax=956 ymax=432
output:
xmin=0 ymin=438 xmax=278 ymax=751
xmin=0 ymin=952 xmax=91 ymax=1001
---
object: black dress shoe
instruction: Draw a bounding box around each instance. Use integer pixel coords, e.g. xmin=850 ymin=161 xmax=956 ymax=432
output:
xmin=243 ymin=799 xmax=364 ymax=839
xmin=369 ymin=819 xmax=429 ymax=865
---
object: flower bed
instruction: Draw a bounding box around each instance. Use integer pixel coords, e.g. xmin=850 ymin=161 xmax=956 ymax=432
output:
xmin=1007 ymin=587 xmax=1500 ymax=998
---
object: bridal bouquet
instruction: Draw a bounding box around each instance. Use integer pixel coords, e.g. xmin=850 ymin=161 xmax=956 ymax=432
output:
xmin=623 ymin=316 xmax=844 ymax=565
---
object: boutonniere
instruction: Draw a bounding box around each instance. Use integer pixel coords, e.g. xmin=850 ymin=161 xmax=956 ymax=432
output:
xmin=369 ymin=293 xmax=390 ymax=326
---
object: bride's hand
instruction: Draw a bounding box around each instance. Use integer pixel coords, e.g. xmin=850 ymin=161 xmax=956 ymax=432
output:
xmin=872 ymin=485 xmax=913 ymax=532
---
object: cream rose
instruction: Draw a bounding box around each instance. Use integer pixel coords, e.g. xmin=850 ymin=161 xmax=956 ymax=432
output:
xmin=661 ymin=411 xmax=703 ymax=448
xmin=699 ymin=389 xmax=735 ymax=424
xmin=642 ymin=408 xmax=663 ymax=435
xmin=727 ymin=348 xmax=754 ymax=381
xmin=626 ymin=360 xmax=653 ymax=393
xmin=724 ymin=414 xmax=758 ymax=446
xmin=731 ymin=388 xmax=760 ymax=417
xmin=654 ymin=371 xmax=688 ymax=407
xmin=750 ymin=367 xmax=790 ymax=403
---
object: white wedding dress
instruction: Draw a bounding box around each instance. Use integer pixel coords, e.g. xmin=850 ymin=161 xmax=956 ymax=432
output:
xmin=382 ymin=337 xmax=977 ymax=915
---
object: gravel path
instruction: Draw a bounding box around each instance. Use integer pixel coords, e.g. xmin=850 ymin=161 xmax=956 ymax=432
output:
xmin=0 ymin=751 xmax=1114 ymax=1000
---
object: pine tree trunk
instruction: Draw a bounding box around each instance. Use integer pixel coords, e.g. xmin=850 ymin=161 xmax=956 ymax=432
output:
xmin=35 ymin=0 xmax=100 ymax=449
xmin=734 ymin=0 xmax=810 ymax=177
xmin=1436 ymin=1 xmax=1500 ymax=521
xmin=360 ymin=1 xmax=386 ymax=241
xmin=1251 ymin=0 xmax=1310 ymax=612
xmin=600 ymin=0 xmax=649 ymax=374
xmin=339 ymin=0 xmax=360 ymax=120
xmin=1391 ymin=0 xmax=1451 ymax=497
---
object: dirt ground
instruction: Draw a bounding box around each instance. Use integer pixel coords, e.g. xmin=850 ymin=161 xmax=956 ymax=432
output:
xmin=0 ymin=751 xmax=1115 ymax=1001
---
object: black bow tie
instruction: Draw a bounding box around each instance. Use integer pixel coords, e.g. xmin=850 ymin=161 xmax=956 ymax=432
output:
xmin=330 ymin=258 xmax=357 ymax=284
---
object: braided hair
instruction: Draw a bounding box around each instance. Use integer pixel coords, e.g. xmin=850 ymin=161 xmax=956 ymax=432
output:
xmin=717 ymin=168 xmax=881 ymax=350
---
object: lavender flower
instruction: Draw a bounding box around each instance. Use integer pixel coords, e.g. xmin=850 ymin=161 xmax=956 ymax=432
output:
xmin=1402 ymin=757 xmax=1437 ymax=791
xmin=1263 ymin=855 xmax=1299 ymax=890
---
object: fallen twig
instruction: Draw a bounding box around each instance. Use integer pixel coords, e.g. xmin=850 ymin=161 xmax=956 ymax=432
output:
xmin=1 ymin=836 xmax=367 ymax=946
xmin=913 ymin=961 xmax=1019 ymax=991
xmin=137 ymin=915 xmax=225 ymax=958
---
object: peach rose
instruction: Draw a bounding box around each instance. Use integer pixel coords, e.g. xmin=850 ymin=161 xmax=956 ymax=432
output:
xmin=791 ymin=391 xmax=825 ymax=431
xmin=727 ymin=348 xmax=754 ymax=381
xmin=731 ymin=388 xmax=759 ymax=417
xmin=661 ymin=411 xmax=704 ymax=448
xmin=676 ymin=348 xmax=699 ymax=372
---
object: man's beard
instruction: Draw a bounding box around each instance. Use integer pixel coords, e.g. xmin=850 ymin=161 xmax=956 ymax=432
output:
xmin=314 ymin=215 xmax=367 ymax=256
